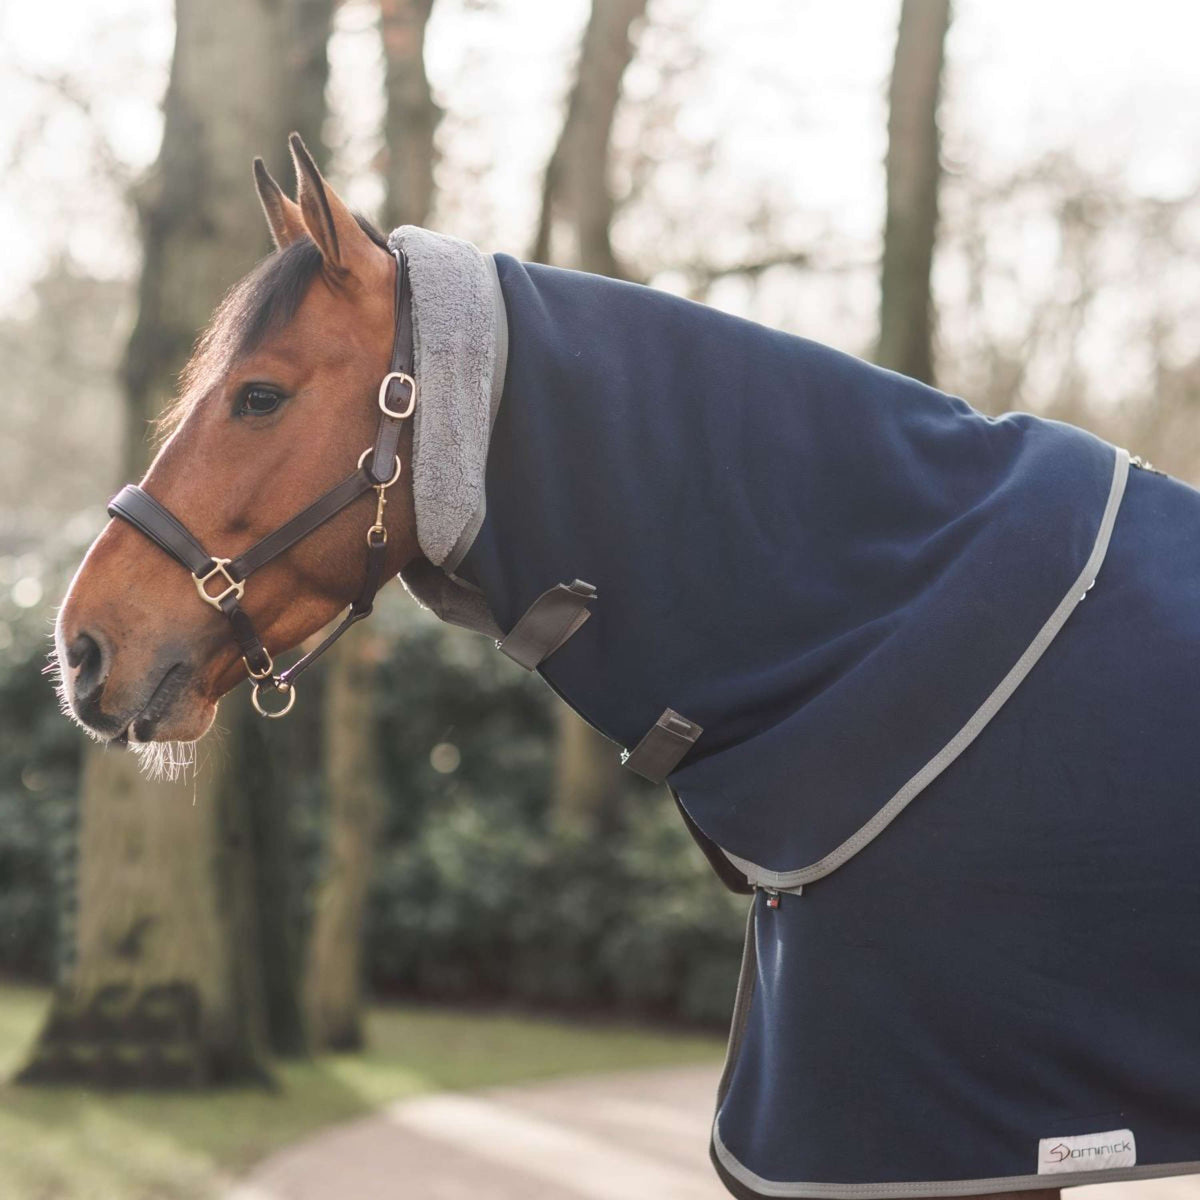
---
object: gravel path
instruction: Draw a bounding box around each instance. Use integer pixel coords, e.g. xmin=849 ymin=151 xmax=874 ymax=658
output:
xmin=226 ymin=1063 xmax=1200 ymax=1200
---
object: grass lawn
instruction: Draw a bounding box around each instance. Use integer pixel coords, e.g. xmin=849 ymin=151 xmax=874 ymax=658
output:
xmin=0 ymin=982 xmax=722 ymax=1199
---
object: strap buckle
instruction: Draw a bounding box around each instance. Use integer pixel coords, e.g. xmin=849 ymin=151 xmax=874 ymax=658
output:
xmin=242 ymin=648 xmax=274 ymax=681
xmin=378 ymin=371 xmax=416 ymax=419
xmin=193 ymin=558 xmax=244 ymax=610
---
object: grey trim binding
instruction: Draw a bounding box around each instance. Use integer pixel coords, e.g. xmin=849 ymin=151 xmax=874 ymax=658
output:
xmin=711 ymin=1128 xmax=1200 ymax=1199
xmin=722 ymin=447 xmax=1131 ymax=891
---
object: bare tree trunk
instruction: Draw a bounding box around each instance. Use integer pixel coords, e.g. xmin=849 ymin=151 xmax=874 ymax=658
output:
xmin=285 ymin=0 xmax=335 ymax=166
xmin=532 ymin=0 xmax=647 ymax=278
xmin=21 ymin=0 xmax=330 ymax=1087
xmin=380 ymin=0 xmax=440 ymax=231
xmin=552 ymin=707 xmax=626 ymax=837
xmin=301 ymin=0 xmax=438 ymax=1052
xmin=533 ymin=0 xmax=648 ymax=833
xmin=304 ymin=624 xmax=387 ymax=1050
xmin=876 ymin=0 xmax=952 ymax=386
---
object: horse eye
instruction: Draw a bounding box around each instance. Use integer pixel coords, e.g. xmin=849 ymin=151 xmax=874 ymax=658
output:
xmin=236 ymin=385 xmax=284 ymax=417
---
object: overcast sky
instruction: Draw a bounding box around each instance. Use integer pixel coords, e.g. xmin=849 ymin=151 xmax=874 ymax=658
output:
xmin=2 ymin=0 xmax=1199 ymax=318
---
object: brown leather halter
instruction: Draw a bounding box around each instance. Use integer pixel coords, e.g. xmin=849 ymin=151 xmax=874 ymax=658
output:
xmin=107 ymin=249 xmax=415 ymax=719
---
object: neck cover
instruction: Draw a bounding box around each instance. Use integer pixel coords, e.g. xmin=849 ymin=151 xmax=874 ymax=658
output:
xmin=386 ymin=225 xmax=507 ymax=640
xmin=394 ymin=238 xmax=1200 ymax=1197
xmin=455 ymin=254 xmax=1122 ymax=880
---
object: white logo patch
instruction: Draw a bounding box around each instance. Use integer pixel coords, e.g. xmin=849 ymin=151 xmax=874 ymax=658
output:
xmin=1037 ymin=1129 xmax=1136 ymax=1174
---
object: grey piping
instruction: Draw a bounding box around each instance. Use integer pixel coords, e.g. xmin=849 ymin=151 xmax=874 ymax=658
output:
xmin=711 ymin=1127 xmax=1200 ymax=1199
xmin=721 ymin=446 xmax=1131 ymax=891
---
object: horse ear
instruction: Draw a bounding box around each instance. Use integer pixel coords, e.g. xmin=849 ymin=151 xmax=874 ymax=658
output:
xmin=288 ymin=132 xmax=378 ymax=279
xmin=253 ymin=158 xmax=306 ymax=250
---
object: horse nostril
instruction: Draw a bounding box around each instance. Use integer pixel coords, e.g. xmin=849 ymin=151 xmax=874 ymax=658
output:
xmin=68 ymin=631 xmax=108 ymax=705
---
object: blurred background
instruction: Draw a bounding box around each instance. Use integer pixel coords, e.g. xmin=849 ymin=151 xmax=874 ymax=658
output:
xmin=1 ymin=0 xmax=1199 ymax=1196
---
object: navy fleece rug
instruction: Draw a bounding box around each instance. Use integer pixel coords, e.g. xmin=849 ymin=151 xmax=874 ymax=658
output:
xmin=403 ymin=245 xmax=1200 ymax=1198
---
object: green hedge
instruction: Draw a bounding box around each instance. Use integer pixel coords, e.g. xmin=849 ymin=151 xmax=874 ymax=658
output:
xmin=362 ymin=605 xmax=747 ymax=1026
xmin=0 ymin=527 xmax=89 ymax=981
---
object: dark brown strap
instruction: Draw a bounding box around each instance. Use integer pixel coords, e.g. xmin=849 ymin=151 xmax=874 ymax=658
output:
xmin=107 ymin=486 xmax=214 ymax=577
xmin=368 ymin=251 xmax=415 ymax=484
xmin=277 ymin=530 xmax=389 ymax=687
xmin=229 ymin=469 xmax=373 ymax=579
xmin=621 ymin=708 xmax=703 ymax=783
xmin=497 ymin=579 xmax=597 ymax=670
xmin=220 ymin=595 xmax=273 ymax=676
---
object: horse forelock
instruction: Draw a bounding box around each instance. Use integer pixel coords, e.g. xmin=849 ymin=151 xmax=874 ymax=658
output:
xmin=159 ymin=213 xmax=388 ymax=439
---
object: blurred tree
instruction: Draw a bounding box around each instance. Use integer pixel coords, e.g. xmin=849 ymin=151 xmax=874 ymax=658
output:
xmin=936 ymin=152 xmax=1200 ymax=479
xmin=305 ymin=624 xmax=387 ymax=1049
xmin=303 ymin=0 xmax=439 ymax=1052
xmin=380 ymin=0 xmax=441 ymax=232
xmin=0 ymin=267 xmax=126 ymax=526
xmin=876 ymin=0 xmax=952 ymax=386
xmin=20 ymin=0 xmax=332 ymax=1086
xmin=533 ymin=0 xmax=648 ymax=835
xmin=532 ymin=0 xmax=648 ymax=279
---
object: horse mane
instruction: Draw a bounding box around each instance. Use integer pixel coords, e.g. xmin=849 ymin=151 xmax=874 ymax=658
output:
xmin=159 ymin=214 xmax=388 ymax=437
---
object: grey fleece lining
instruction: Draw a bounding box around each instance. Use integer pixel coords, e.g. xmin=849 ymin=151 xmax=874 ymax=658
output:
xmin=442 ymin=252 xmax=509 ymax=572
xmin=389 ymin=226 xmax=507 ymax=639
xmin=721 ymin=447 xmax=1131 ymax=891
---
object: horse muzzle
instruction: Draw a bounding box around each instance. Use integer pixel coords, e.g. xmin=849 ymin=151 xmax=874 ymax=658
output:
xmin=55 ymin=613 xmax=213 ymax=745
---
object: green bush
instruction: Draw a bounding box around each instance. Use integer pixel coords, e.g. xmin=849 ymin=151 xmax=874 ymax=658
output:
xmin=0 ymin=526 xmax=92 ymax=981
xmin=363 ymin=604 xmax=747 ymax=1026
xmin=366 ymin=793 xmax=748 ymax=1025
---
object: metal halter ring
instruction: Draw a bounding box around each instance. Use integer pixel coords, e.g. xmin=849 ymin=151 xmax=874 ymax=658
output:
xmin=252 ymin=678 xmax=296 ymax=719
xmin=193 ymin=558 xmax=245 ymax=610
xmin=378 ymin=371 xmax=416 ymax=419
xmin=357 ymin=448 xmax=402 ymax=487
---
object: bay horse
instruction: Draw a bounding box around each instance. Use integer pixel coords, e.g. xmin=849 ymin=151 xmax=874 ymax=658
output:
xmin=56 ymin=135 xmax=1200 ymax=1200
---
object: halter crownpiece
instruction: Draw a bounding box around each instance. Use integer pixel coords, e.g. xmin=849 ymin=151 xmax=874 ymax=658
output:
xmin=107 ymin=249 xmax=416 ymax=719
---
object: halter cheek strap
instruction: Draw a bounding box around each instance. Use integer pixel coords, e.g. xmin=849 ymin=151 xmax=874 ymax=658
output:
xmin=107 ymin=249 xmax=416 ymax=718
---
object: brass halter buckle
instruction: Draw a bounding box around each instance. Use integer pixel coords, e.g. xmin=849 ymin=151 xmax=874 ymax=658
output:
xmin=243 ymin=648 xmax=274 ymax=681
xmin=378 ymin=371 xmax=416 ymax=419
xmin=193 ymin=558 xmax=245 ymax=610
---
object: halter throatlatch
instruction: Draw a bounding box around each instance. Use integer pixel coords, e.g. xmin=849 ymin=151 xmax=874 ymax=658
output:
xmin=107 ymin=249 xmax=416 ymax=718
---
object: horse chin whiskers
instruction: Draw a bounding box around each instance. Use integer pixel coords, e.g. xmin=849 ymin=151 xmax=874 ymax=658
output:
xmin=128 ymin=736 xmax=201 ymax=784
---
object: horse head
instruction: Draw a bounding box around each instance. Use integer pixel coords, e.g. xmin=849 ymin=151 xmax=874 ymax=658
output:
xmin=55 ymin=135 xmax=419 ymax=754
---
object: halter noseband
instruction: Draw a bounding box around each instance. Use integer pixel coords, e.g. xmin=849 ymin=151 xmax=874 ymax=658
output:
xmin=107 ymin=249 xmax=416 ymax=719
